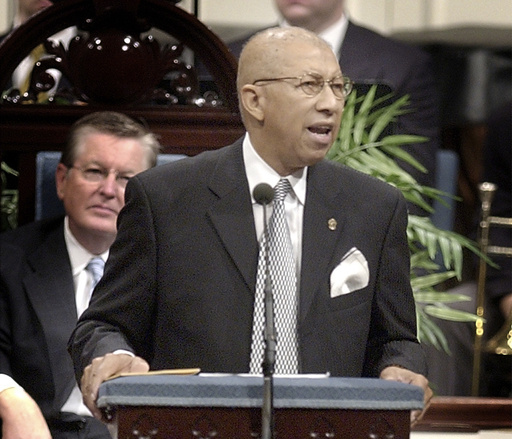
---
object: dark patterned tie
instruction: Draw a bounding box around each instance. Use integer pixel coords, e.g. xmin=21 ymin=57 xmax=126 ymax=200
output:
xmin=250 ymin=178 xmax=299 ymax=374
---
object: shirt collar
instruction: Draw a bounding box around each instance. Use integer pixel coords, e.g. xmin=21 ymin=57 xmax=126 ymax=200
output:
xmin=64 ymin=216 xmax=108 ymax=276
xmin=280 ymin=13 xmax=349 ymax=60
xmin=242 ymin=133 xmax=307 ymax=206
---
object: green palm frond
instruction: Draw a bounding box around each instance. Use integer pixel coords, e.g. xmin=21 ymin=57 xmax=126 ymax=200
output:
xmin=328 ymin=85 xmax=489 ymax=352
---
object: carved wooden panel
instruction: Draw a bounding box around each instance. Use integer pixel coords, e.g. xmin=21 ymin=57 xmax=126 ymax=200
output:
xmin=110 ymin=406 xmax=411 ymax=439
xmin=0 ymin=0 xmax=244 ymax=226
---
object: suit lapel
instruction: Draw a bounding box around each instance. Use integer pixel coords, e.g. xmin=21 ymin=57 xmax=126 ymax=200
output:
xmin=207 ymin=142 xmax=260 ymax=294
xmin=24 ymin=224 xmax=77 ymax=408
xmin=205 ymin=149 xmax=352 ymax=324
xmin=25 ymin=225 xmax=76 ymax=330
xmin=299 ymin=162 xmax=348 ymax=322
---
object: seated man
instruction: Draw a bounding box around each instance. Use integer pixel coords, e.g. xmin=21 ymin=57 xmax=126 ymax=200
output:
xmin=69 ymin=27 xmax=432 ymax=426
xmin=0 ymin=111 xmax=160 ymax=439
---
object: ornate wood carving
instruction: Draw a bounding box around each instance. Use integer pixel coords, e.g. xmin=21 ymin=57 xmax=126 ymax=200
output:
xmin=0 ymin=0 xmax=237 ymax=109
xmin=109 ymin=406 xmax=411 ymax=439
xmin=0 ymin=0 xmax=244 ymax=226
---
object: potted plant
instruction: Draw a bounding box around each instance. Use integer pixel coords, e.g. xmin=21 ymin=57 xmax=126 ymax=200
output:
xmin=327 ymin=85 xmax=485 ymax=352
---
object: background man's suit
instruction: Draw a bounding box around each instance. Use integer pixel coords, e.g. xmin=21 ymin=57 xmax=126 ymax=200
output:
xmin=0 ymin=218 xmax=111 ymax=437
xmin=229 ymin=21 xmax=440 ymax=199
xmin=70 ymin=139 xmax=426 ymax=379
xmin=0 ymin=218 xmax=77 ymax=419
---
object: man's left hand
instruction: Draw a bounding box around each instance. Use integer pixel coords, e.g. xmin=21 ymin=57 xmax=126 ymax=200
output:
xmin=380 ymin=365 xmax=433 ymax=426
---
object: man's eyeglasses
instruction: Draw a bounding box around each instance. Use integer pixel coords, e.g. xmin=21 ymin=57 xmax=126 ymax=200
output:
xmin=253 ymin=73 xmax=353 ymax=100
xmin=69 ymin=165 xmax=133 ymax=188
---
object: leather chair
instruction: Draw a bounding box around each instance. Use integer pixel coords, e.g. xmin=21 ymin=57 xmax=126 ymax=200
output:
xmin=430 ymin=149 xmax=460 ymax=232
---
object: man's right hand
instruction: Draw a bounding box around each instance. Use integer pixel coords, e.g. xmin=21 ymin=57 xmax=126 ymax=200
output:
xmin=0 ymin=387 xmax=51 ymax=439
xmin=81 ymin=353 xmax=149 ymax=420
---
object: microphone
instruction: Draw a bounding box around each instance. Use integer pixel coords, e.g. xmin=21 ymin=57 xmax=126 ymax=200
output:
xmin=253 ymin=183 xmax=274 ymax=206
xmin=253 ymin=183 xmax=275 ymax=439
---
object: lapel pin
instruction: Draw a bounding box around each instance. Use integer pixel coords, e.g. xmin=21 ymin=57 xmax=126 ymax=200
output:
xmin=328 ymin=218 xmax=337 ymax=231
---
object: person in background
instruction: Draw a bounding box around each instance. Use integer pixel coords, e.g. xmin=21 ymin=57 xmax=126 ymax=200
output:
xmin=69 ymin=27 xmax=432 ymax=426
xmin=229 ymin=0 xmax=440 ymax=214
xmin=0 ymin=373 xmax=51 ymax=439
xmin=8 ymin=0 xmax=53 ymax=25
xmin=0 ymin=111 xmax=160 ymax=439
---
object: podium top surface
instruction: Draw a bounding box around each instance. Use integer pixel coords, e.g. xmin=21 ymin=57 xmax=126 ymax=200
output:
xmin=97 ymin=374 xmax=424 ymax=410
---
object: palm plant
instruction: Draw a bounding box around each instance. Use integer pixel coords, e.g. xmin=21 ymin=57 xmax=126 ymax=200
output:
xmin=327 ymin=85 xmax=484 ymax=353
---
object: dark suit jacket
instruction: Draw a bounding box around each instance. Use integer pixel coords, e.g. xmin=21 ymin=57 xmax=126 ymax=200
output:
xmin=70 ymin=139 xmax=426 ymax=380
xmin=0 ymin=217 xmax=77 ymax=419
xmin=229 ymin=21 xmax=441 ymax=206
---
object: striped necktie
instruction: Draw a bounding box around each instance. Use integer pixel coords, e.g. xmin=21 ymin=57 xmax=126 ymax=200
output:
xmin=86 ymin=257 xmax=104 ymax=291
xmin=79 ymin=257 xmax=104 ymax=317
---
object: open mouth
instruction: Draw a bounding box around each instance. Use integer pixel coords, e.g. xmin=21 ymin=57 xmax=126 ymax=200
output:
xmin=308 ymin=125 xmax=331 ymax=135
xmin=308 ymin=125 xmax=333 ymax=142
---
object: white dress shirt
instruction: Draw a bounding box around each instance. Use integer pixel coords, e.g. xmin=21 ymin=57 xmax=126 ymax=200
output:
xmin=242 ymin=133 xmax=307 ymax=281
xmin=0 ymin=373 xmax=22 ymax=394
xmin=60 ymin=217 xmax=108 ymax=416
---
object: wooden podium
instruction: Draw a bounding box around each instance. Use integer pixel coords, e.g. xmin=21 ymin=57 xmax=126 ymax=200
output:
xmin=97 ymin=374 xmax=423 ymax=438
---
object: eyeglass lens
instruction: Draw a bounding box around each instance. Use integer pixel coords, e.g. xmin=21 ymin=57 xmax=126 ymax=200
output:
xmin=300 ymin=74 xmax=351 ymax=98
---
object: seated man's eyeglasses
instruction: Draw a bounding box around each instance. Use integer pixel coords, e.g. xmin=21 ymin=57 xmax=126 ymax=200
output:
xmin=68 ymin=165 xmax=133 ymax=188
xmin=253 ymin=73 xmax=353 ymax=100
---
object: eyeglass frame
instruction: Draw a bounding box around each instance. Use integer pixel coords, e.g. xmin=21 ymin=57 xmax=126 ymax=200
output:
xmin=252 ymin=72 xmax=353 ymax=99
xmin=67 ymin=165 xmax=133 ymax=188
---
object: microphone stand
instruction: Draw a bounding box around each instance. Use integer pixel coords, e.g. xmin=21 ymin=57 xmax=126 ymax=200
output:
xmin=261 ymin=195 xmax=276 ymax=439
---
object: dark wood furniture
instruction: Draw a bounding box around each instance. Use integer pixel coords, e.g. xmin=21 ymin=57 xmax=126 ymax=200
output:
xmin=97 ymin=375 xmax=424 ymax=439
xmin=98 ymin=376 xmax=512 ymax=437
xmin=0 ymin=0 xmax=244 ymax=226
xmin=414 ymin=396 xmax=512 ymax=433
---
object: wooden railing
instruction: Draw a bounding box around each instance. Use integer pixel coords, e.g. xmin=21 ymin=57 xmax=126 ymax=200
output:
xmin=414 ymin=397 xmax=512 ymax=432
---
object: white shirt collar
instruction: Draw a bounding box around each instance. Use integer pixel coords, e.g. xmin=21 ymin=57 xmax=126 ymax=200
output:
xmin=63 ymin=216 xmax=108 ymax=276
xmin=13 ymin=12 xmax=23 ymax=29
xmin=242 ymin=133 xmax=307 ymax=206
xmin=280 ymin=13 xmax=349 ymax=60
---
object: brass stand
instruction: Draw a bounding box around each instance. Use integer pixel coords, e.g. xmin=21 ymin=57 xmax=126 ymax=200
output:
xmin=471 ymin=182 xmax=512 ymax=396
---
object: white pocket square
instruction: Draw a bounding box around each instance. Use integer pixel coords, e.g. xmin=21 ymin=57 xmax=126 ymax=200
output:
xmin=330 ymin=247 xmax=370 ymax=298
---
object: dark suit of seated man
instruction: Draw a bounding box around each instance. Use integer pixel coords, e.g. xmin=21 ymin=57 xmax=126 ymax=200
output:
xmin=69 ymin=26 xmax=433 ymax=427
xmin=0 ymin=112 xmax=160 ymax=439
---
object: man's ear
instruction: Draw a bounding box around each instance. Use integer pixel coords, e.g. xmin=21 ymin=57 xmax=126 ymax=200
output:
xmin=55 ymin=163 xmax=68 ymax=200
xmin=240 ymin=84 xmax=265 ymax=122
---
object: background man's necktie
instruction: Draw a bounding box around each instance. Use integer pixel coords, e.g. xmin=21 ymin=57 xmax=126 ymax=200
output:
xmin=78 ymin=257 xmax=104 ymax=317
xmin=250 ymin=178 xmax=299 ymax=374
xmin=87 ymin=257 xmax=104 ymax=290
